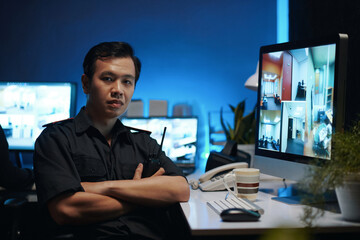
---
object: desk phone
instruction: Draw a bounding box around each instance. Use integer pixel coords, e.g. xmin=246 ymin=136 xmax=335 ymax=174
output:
xmin=198 ymin=162 xmax=248 ymax=191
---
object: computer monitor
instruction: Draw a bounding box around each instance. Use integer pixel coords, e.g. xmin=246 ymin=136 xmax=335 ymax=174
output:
xmin=0 ymin=82 xmax=77 ymax=151
xmin=253 ymin=34 xmax=348 ymax=182
xmin=121 ymin=117 xmax=198 ymax=173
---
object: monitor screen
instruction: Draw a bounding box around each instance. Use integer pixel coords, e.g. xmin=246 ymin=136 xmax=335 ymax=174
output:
xmin=121 ymin=117 xmax=198 ymax=167
xmin=253 ymin=34 xmax=348 ymax=181
xmin=0 ymin=82 xmax=77 ymax=150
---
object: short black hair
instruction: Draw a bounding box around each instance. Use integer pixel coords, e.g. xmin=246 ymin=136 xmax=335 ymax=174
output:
xmin=83 ymin=42 xmax=141 ymax=83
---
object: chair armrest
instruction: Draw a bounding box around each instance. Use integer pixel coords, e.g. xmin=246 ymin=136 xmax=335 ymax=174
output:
xmin=4 ymin=197 xmax=27 ymax=208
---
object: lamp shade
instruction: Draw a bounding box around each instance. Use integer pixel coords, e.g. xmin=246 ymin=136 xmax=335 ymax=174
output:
xmin=244 ymin=62 xmax=259 ymax=91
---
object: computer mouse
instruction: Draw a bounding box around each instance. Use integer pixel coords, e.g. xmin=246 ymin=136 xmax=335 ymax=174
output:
xmin=220 ymin=208 xmax=261 ymax=222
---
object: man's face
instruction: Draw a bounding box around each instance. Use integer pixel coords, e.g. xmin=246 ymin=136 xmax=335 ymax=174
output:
xmin=82 ymin=57 xmax=136 ymax=120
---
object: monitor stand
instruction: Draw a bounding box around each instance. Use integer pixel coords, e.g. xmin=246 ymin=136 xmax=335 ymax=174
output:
xmin=271 ymin=185 xmax=304 ymax=205
xmin=270 ymin=184 xmax=340 ymax=213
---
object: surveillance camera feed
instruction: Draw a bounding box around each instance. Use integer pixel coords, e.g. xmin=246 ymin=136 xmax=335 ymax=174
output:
xmin=258 ymin=44 xmax=336 ymax=160
xmin=0 ymin=82 xmax=75 ymax=150
xmin=121 ymin=117 xmax=198 ymax=165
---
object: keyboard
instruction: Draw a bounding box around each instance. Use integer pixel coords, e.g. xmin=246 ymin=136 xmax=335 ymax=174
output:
xmin=207 ymin=197 xmax=265 ymax=215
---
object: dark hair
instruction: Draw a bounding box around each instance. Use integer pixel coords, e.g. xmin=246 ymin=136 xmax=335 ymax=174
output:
xmin=83 ymin=42 xmax=141 ymax=83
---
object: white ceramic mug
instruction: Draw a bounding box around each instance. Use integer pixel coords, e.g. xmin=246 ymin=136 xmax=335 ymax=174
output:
xmin=223 ymin=168 xmax=260 ymax=201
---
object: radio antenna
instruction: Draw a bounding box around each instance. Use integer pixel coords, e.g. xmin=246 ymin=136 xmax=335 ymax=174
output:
xmin=157 ymin=127 xmax=167 ymax=157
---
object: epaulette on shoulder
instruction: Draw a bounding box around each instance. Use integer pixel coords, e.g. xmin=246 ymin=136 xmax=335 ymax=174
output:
xmin=126 ymin=126 xmax=152 ymax=135
xmin=42 ymin=118 xmax=74 ymax=128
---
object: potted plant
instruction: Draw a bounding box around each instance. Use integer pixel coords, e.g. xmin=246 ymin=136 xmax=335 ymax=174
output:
xmin=299 ymin=119 xmax=360 ymax=226
xmin=220 ymin=99 xmax=256 ymax=145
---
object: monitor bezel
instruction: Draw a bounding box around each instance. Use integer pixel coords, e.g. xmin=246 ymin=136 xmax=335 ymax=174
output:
xmin=254 ymin=34 xmax=348 ymax=165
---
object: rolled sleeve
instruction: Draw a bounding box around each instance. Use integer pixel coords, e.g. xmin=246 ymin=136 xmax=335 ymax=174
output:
xmin=34 ymin=126 xmax=83 ymax=205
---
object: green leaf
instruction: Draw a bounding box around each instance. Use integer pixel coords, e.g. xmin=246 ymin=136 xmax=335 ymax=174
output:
xmin=219 ymin=99 xmax=256 ymax=144
xmin=234 ymin=101 xmax=245 ymax=125
xmin=220 ymin=107 xmax=230 ymax=140
xmin=227 ymin=123 xmax=234 ymax=139
xmin=299 ymin=118 xmax=360 ymax=227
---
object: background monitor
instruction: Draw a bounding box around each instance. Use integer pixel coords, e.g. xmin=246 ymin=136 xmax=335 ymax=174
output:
xmin=121 ymin=117 xmax=198 ymax=171
xmin=0 ymin=82 xmax=77 ymax=151
xmin=253 ymin=34 xmax=348 ymax=181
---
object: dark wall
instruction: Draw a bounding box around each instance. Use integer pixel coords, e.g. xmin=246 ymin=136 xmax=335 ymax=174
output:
xmin=289 ymin=0 xmax=360 ymax=129
xmin=0 ymin=0 xmax=277 ymax=167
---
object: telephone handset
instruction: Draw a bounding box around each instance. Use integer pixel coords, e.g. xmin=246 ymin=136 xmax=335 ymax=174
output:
xmin=197 ymin=162 xmax=248 ymax=191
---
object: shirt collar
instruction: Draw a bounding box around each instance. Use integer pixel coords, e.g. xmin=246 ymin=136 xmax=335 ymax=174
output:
xmin=112 ymin=119 xmax=129 ymax=139
xmin=74 ymin=107 xmax=130 ymax=141
xmin=74 ymin=107 xmax=93 ymax=133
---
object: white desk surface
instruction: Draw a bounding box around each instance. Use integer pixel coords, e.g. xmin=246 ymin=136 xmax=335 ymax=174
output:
xmin=181 ymin=170 xmax=360 ymax=236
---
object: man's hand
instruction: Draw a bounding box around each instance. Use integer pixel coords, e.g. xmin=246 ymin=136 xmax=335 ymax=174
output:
xmin=132 ymin=163 xmax=165 ymax=180
xmin=81 ymin=163 xmax=188 ymax=208
xmin=82 ymin=163 xmax=166 ymax=192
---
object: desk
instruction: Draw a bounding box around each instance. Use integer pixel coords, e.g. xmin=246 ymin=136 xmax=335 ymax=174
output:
xmin=181 ymin=170 xmax=360 ymax=237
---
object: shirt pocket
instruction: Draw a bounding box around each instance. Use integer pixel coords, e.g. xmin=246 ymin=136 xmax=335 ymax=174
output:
xmin=73 ymin=155 xmax=107 ymax=182
xmin=121 ymin=164 xmax=138 ymax=180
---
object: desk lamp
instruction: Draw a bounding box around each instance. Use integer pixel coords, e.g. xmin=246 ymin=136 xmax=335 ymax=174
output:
xmin=244 ymin=62 xmax=259 ymax=91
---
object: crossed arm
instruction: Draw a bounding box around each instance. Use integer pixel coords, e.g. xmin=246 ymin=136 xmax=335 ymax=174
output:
xmin=48 ymin=164 xmax=190 ymax=225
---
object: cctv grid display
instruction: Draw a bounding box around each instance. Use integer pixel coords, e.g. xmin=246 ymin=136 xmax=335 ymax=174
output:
xmin=0 ymin=82 xmax=76 ymax=150
xmin=121 ymin=117 xmax=198 ymax=165
xmin=256 ymin=38 xmax=344 ymax=161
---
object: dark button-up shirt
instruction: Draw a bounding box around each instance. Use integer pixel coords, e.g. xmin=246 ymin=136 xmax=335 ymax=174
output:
xmin=34 ymin=107 xmax=185 ymax=239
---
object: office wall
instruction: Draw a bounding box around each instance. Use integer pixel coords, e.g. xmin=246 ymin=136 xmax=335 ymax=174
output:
xmin=0 ymin=0 xmax=277 ymax=166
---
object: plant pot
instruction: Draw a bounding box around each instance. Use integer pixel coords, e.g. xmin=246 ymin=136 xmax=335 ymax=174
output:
xmin=335 ymin=178 xmax=360 ymax=222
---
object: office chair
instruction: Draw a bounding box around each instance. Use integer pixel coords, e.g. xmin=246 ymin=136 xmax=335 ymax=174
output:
xmin=0 ymin=196 xmax=28 ymax=240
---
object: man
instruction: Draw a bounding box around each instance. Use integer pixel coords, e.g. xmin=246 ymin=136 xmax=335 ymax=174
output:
xmin=34 ymin=42 xmax=190 ymax=240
